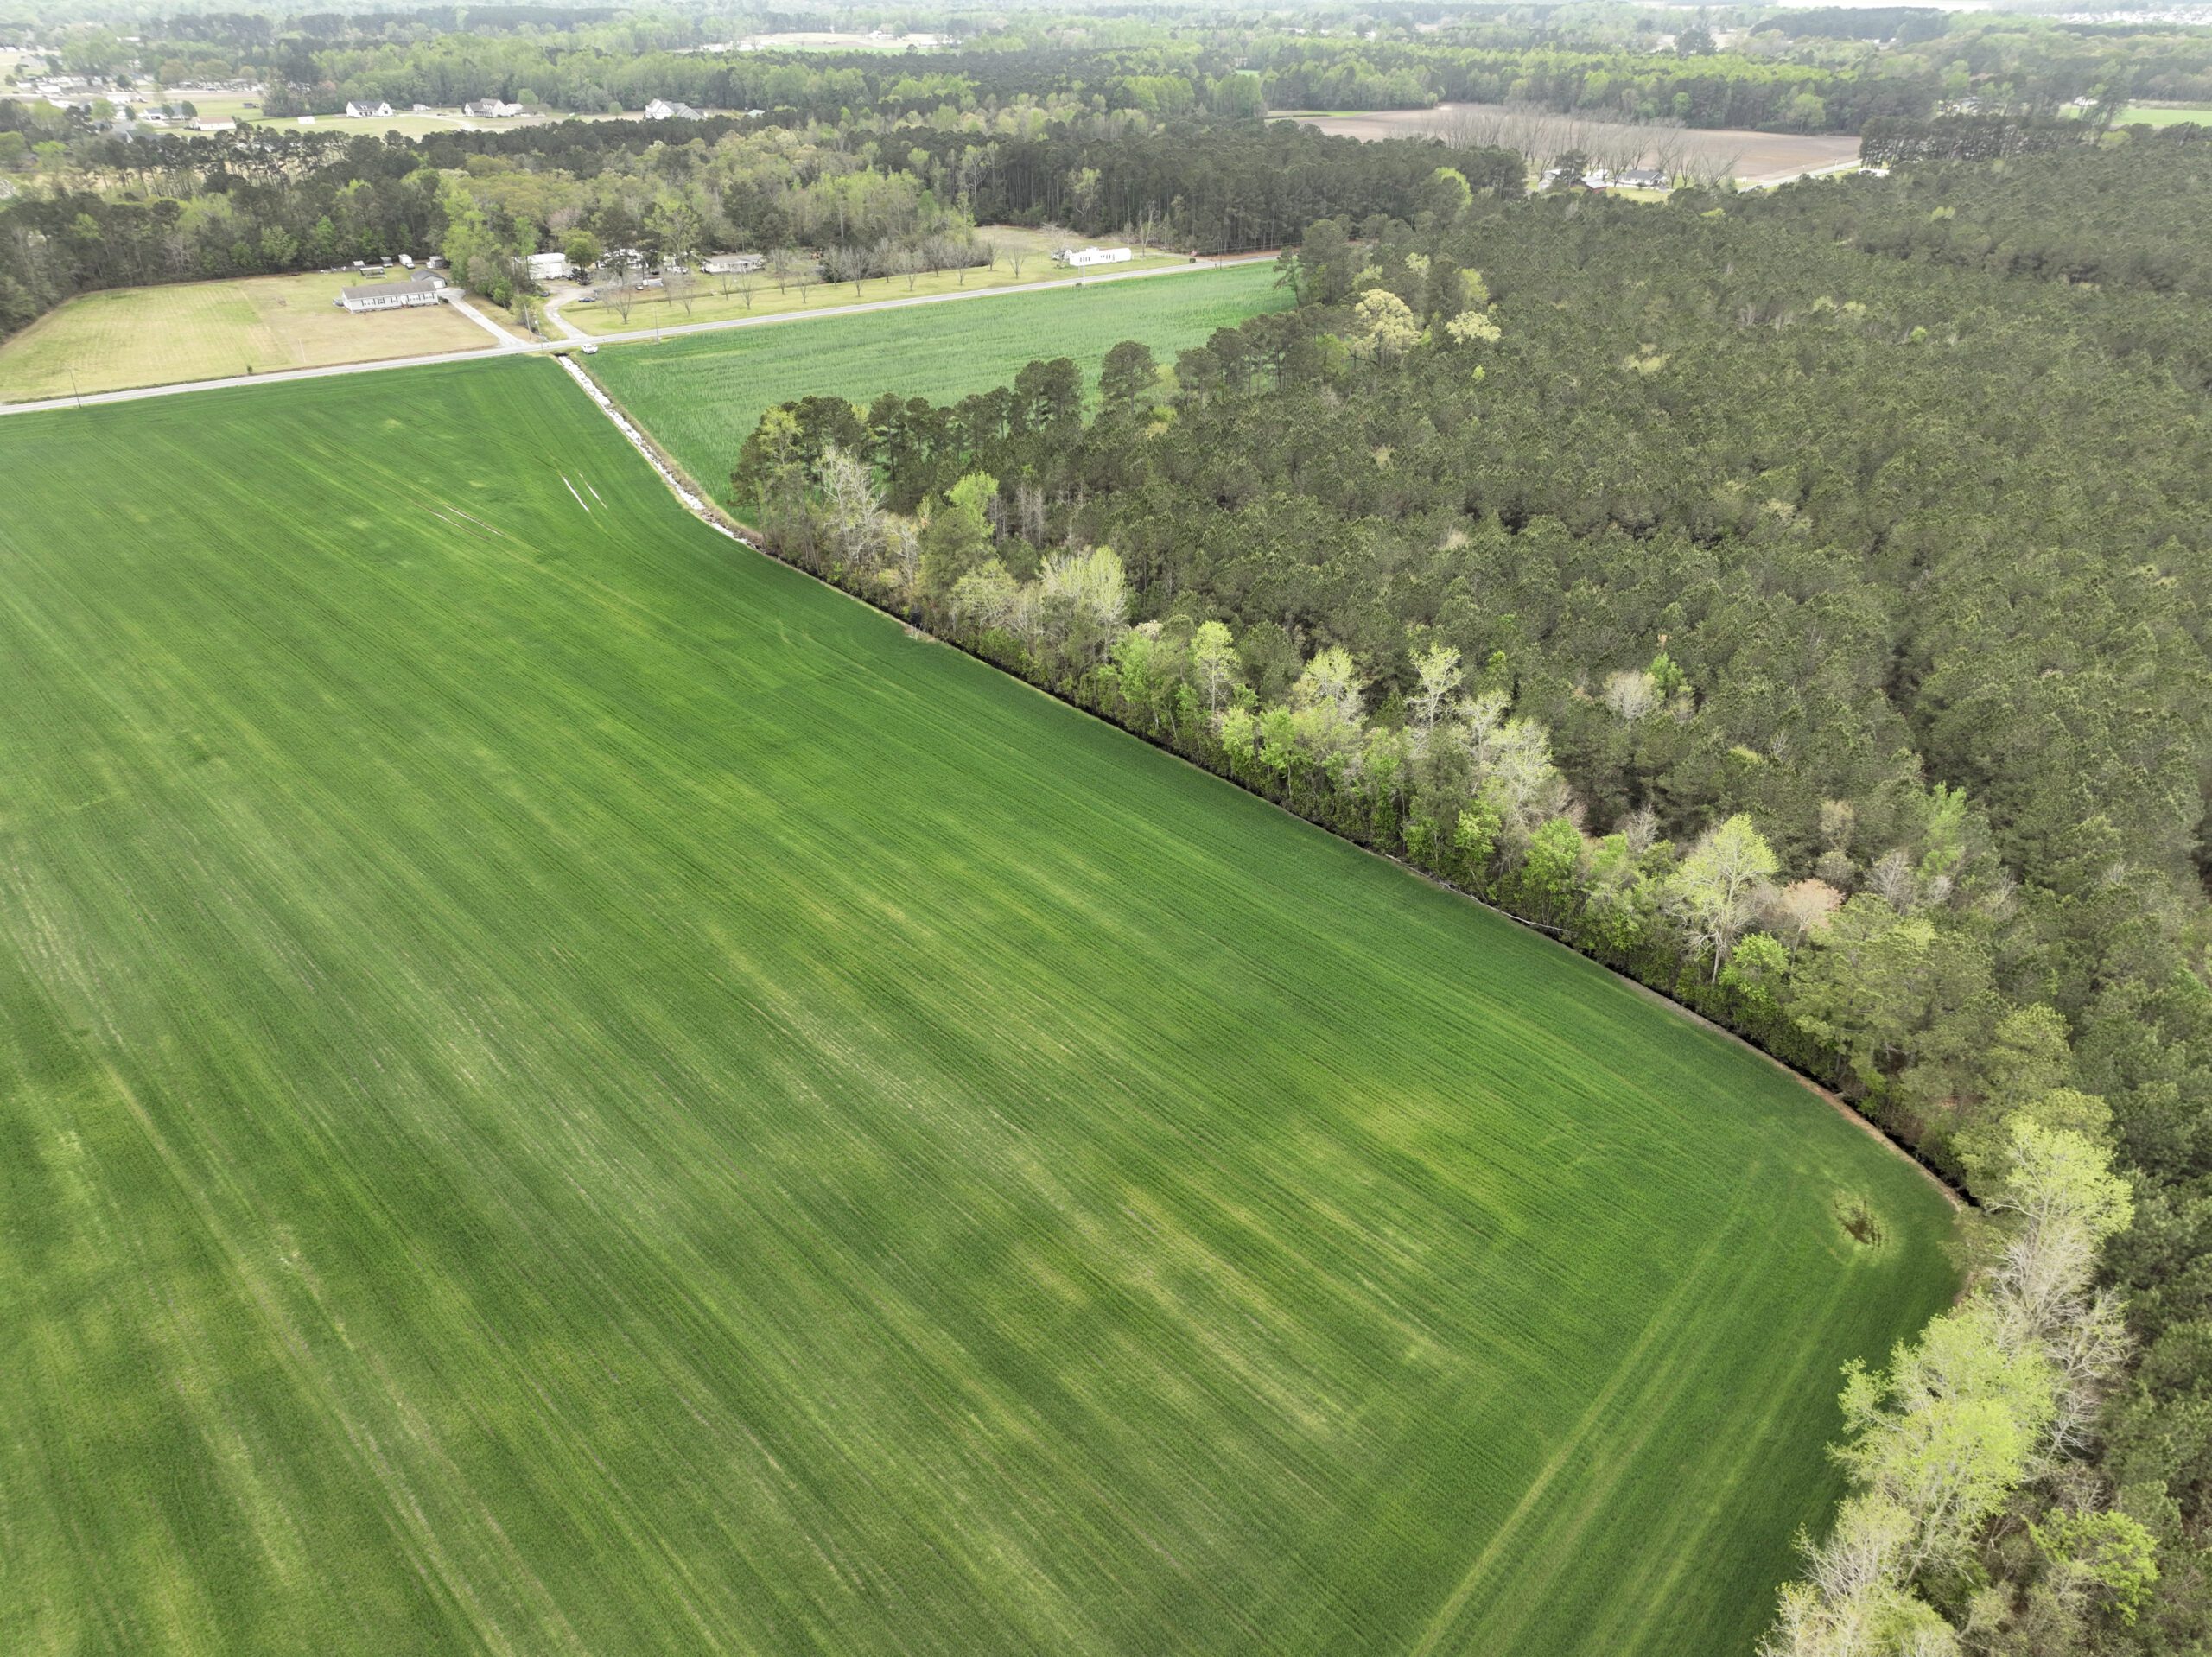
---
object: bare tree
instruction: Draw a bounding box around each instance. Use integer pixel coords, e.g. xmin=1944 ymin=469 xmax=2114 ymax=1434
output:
xmin=604 ymin=265 xmax=639 ymax=324
xmin=664 ymin=266 xmax=696 ymax=318
xmin=816 ymin=445 xmax=887 ymax=570
xmin=1014 ymin=479 xmax=1046 ymax=543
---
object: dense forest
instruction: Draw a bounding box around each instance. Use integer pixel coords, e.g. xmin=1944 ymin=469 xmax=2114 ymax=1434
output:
xmin=0 ymin=100 xmax=1519 ymax=329
xmin=12 ymin=0 xmax=2212 ymax=336
xmin=723 ymin=132 xmax=2212 ymax=1654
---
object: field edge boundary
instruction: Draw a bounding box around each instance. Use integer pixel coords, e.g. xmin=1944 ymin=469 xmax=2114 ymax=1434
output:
xmin=563 ymin=353 xmax=1967 ymax=1220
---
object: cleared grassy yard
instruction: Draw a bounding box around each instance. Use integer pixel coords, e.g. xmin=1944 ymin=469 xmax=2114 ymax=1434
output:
xmin=2119 ymin=102 xmax=2212 ymax=126
xmin=0 ymin=270 xmax=486 ymax=400
xmin=584 ymin=260 xmax=1289 ymax=493
xmin=0 ymin=357 xmax=1954 ymax=1655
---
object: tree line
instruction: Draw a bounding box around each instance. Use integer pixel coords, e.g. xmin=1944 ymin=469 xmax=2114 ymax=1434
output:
xmin=0 ymin=105 xmax=1522 ymax=336
xmin=721 ymin=149 xmax=2212 ymax=1652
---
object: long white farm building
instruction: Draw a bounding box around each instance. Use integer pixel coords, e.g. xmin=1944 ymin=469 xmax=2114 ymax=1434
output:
xmin=337 ymin=273 xmax=448 ymax=312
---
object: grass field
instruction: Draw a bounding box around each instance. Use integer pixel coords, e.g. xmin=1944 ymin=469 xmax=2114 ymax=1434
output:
xmin=2058 ymin=101 xmax=2212 ymax=128
xmin=562 ymin=231 xmax=1190 ymax=337
xmin=0 ymin=270 xmax=486 ymax=401
xmin=0 ymin=357 xmax=1955 ymax=1654
xmin=2120 ymin=102 xmax=2212 ymax=126
xmin=585 ymin=261 xmax=1289 ymax=494
xmin=164 ymin=89 xmax=473 ymax=136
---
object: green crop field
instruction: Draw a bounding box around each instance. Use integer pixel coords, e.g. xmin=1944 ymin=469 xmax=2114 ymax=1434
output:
xmin=583 ymin=261 xmax=1289 ymax=495
xmin=0 ymin=356 xmax=1955 ymax=1656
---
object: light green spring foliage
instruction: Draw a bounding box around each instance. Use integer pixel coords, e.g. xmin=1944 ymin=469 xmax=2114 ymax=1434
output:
xmin=1834 ymin=1301 xmax=2057 ymax=1580
xmin=1445 ymin=308 xmax=1503 ymax=346
xmin=1188 ymin=619 xmax=1240 ymax=714
xmin=2031 ymin=1511 xmax=2160 ymax=1627
xmin=1991 ymin=1118 xmax=2134 ymax=1250
xmin=1662 ymin=814 xmax=1783 ymax=975
xmin=1764 ymin=1108 xmax=2138 ymax=1654
xmin=1354 ymin=289 xmax=1421 ymax=359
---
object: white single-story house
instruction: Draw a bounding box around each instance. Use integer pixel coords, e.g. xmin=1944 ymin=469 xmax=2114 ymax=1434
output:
xmin=191 ymin=116 xmax=235 ymax=131
xmin=525 ymin=251 xmax=570 ymax=283
xmin=345 ymin=99 xmax=393 ymax=118
xmin=1059 ymin=246 xmax=1133 ymax=269
xmin=338 ymin=273 xmax=448 ymax=313
xmin=464 ymin=98 xmax=523 ymax=118
xmin=642 ymin=98 xmax=704 ymax=120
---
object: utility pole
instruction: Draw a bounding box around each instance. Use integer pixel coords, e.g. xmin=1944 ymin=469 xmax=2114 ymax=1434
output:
xmin=69 ymin=366 xmax=82 ymax=409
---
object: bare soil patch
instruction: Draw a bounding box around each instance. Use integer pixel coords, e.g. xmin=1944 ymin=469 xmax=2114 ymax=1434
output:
xmin=1291 ymin=102 xmax=1860 ymax=184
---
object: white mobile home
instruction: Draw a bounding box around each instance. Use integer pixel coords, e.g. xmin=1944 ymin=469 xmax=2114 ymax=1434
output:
xmin=525 ymin=251 xmax=571 ymax=283
xmin=338 ymin=273 xmax=447 ymax=313
xmin=1059 ymin=246 xmax=1133 ymax=269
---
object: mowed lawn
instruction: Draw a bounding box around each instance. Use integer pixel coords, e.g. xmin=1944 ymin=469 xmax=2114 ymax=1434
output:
xmin=584 ymin=260 xmax=1289 ymax=492
xmin=0 ymin=270 xmax=486 ymax=401
xmin=0 ymin=358 xmax=1955 ymax=1656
